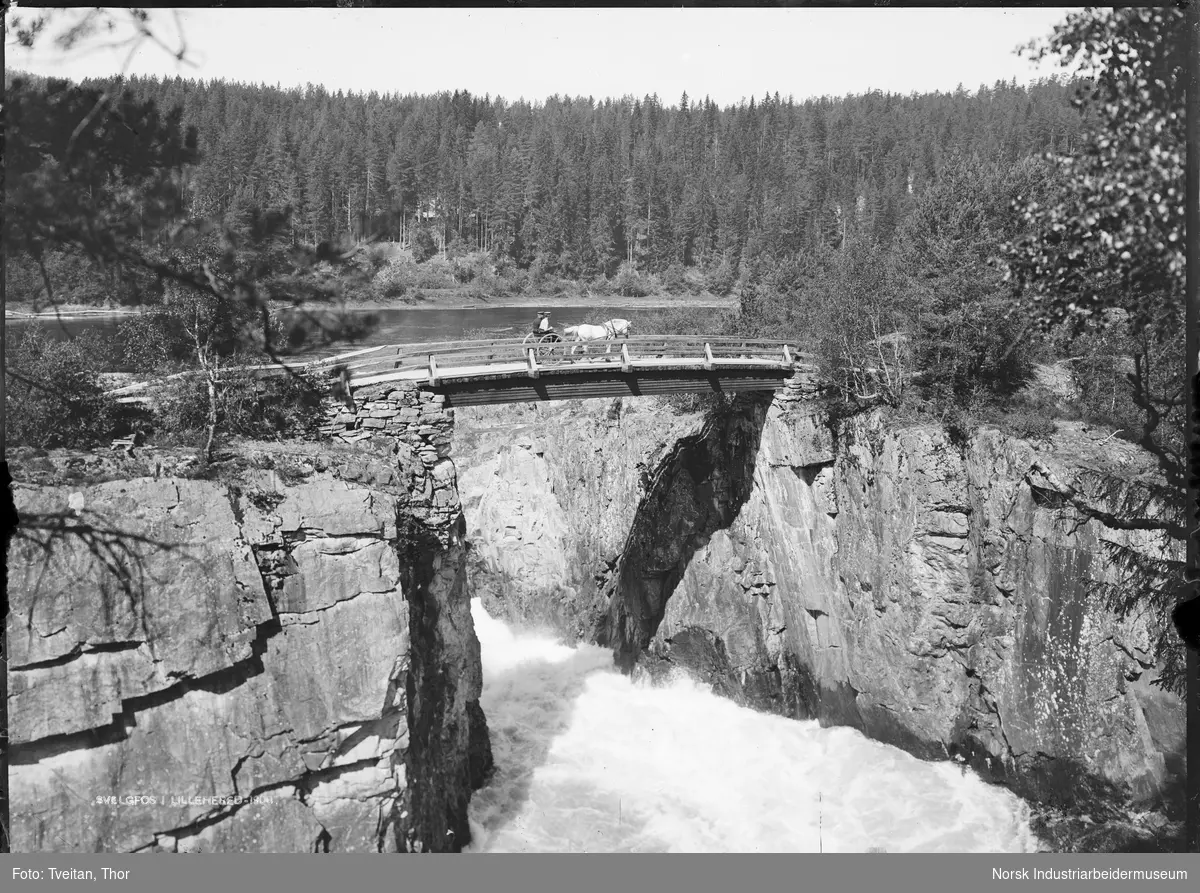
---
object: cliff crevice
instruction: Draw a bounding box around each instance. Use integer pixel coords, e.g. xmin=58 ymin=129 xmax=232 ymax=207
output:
xmin=454 ymin=390 xmax=1185 ymax=849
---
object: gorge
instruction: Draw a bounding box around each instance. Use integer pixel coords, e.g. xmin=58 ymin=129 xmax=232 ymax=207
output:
xmin=6 ymin=376 xmax=1187 ymax=852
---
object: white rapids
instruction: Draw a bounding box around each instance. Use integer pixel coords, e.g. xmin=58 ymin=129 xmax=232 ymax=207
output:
xmin=464 ymin=599 xmax=1040 ymax=853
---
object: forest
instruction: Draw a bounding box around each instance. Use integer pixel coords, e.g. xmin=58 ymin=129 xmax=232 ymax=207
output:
xmin=15 ymin=72 xmax=1085 ymax=278
xmin=3 ymin=10 xmax=1186 ymax=522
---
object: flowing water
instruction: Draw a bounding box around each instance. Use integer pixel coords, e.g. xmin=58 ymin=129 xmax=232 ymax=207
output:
xmin=465 ymin=599 xmax=1041 ymax=854
xmin=6 ymin=305 xmax=680 ymax=351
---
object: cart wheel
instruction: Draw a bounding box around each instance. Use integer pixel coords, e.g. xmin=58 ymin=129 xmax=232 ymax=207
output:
xmin=543 ymin=333 xmax=568 ymax=366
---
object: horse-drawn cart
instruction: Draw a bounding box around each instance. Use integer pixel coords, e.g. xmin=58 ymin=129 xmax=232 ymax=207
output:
xmin=521 ymin=330 xmax=569 ymax=366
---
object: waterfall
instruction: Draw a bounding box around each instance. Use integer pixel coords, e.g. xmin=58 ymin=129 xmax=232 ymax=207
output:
xmin=465 ymin=599 xmax=1040 ymax=853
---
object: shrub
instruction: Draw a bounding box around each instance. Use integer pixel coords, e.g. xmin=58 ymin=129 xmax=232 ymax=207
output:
xmin=411 ymin=227 xmax=438 ymax=263
xmin=1001 ymin=410 xmax=1057 ymax=440
xmin=413 ymin=258 xmax=455 ymax=288
xmin=466 ymin=273 xmax=501 ymax=300
xmin=683 ymin=266 xmax=706 ymax=296
xmin=636 ymin=306 xmax=735 ymax=337
xmin=5 ymin=324 xmax=118 ymax=448
xmin=704 ymin=262 xmax=736 ymax=297
xmin=373 ymin=260 xmax=412 ymax=299
xmin=156 ymin=367 xmax=325 ymax=445
xmin=662 ymin=262 xmax=688 ymax=295
xmin=659 ymin=391 xmax=730 ymax=415
xmin=613 ymin=262 xmax=653 ymax=298
xmin=380 ymin=277 xmax=408 ymax=299
xmin=362 ymin=244 xmax=392 ymax=276
xmin=450 ymin=257 xmax=475 ymax=284
xmin=588 ymin=274 xmax=613 ymax=296
xmin=445 ymin=234 xmax=469 ymax=261
xmin=113 ymin=310 xmax=192 ymax=371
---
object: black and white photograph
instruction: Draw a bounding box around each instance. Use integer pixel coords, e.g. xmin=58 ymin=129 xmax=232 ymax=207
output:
xmin=3 ymin=3 xmax=1198 ymax=868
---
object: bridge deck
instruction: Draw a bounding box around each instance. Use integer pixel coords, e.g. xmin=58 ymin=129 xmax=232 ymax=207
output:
xmin=353 ymin=354 xmax=792 ymax=387
xmin=105 ymin=336 xmax=814 ymax=406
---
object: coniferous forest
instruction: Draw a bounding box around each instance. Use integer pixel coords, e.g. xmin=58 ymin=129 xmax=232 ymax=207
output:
xmin=3 ymin=28 xmax=1184 ymax=548
xmin=68 ymin=74 xmax=1084 ymax=274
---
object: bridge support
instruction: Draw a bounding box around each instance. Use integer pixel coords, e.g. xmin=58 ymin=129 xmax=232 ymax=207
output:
xmin=319 ymin=381 xmax=458 ymax=525
xmin=318 ymin=379 xmax=490 ymax=853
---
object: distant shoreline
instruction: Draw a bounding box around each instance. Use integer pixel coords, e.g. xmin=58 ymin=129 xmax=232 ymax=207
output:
xmin=5 ymin=292 xmax=736 ymax=320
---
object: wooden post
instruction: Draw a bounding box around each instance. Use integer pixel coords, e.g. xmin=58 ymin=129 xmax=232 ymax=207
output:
xmin=703 ymin=342 xmax=715 ymax=371
xmin=621 ymin=342 xmax=632 ymax=374
xmin=527 ymin=347 xmax=540 ymax=379
xmin=783 ymin=344 xmax=793 ymax=365
xmin=428 ymin=354 xmax=439 ymax=387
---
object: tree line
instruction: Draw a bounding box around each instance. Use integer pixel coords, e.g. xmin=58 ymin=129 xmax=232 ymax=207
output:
xmin=70 ymin=72 xmax=1082 ymax=276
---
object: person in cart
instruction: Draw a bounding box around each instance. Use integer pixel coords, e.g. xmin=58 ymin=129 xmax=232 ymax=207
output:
xmin=531 ymin=311 xmax=560 ymax=340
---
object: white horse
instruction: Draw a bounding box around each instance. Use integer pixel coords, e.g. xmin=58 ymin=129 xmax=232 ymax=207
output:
xmin=602 ymin=318 xmax=631 ymax=339
xmin=563 ymin=323 xmax=609 ymax=354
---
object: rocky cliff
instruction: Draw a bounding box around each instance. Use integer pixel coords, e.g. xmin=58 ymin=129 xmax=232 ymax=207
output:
xmin=8 ymin=382 xmax=491 ymax=853
xmin=454 ymin=389 xmax=1186 ymax=848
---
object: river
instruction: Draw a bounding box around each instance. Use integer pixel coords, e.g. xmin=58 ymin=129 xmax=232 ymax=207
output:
xmin=464 ymin=599 xmax=1041 ymax=853
xmin=5 ymin=305 xmax=700 ymax=354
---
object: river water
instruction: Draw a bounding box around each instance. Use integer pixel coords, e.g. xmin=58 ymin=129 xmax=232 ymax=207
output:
xmin=5 ymin=305 xmax=691 ymax=353
xmin=465 ymin=598 xmax=1041 ymax=854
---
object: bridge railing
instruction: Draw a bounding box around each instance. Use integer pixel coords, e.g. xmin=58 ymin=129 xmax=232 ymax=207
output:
xmin=104 ymin=337 xmax=816 ymax=402
xmin=301 ymin=336 xmax=814 ymax=383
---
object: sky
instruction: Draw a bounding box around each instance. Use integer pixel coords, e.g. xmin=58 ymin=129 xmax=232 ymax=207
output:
xmin=7 ymin=6 xmax=1082 ymax=107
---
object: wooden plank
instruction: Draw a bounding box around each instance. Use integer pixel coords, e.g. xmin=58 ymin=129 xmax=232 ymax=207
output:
xmin=101 ymin=335 xmax=818 ymax=400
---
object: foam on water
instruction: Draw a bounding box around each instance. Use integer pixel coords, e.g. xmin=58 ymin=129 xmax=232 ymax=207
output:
xmin=465 ymin=599 xmax=1039 ymax=853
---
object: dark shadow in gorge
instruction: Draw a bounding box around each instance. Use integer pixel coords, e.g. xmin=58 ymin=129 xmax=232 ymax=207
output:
xmin=596 ymin=392 xmax=772 ymax=673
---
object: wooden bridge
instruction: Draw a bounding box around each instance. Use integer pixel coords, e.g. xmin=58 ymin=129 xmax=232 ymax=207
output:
xmin=106 ymin=336 xmax=814 ymax=408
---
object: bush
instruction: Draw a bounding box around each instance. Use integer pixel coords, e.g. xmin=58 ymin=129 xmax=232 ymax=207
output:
xmin=1001 ymin=409 xmax=1057 ymax=440
xmin=661 ymin=392 xmax=725 ymax=415
xmin=636 ymin=306 xmax=736 ymax=337
xmin=413 ymin=258 xmax=456 ymax=288
xmin=372 ymin=260 xmax=411 ymax=299
xmin=220 ymin=370 xmax=326 ymax=440
xmin=113 ymin=310 xmax=192 ymax=371
xmin=704 ymin=262 xmax=736 ymax=297
xmin=587 ymin=274 xmax=613 ymax=296
xmin=662 ymin=262 xmax=688 ymax=295
xmin=411 ymin=227 xmax=438 ymax=263
xmin=466 ymin=272 xmax=503 ymax=300
xmin=5 ymin=324 xmax=118 ymax=448
xmin=379 ymin=277 xmax=408 ymax=299
xmin=156 ymin=368 xmax=326 ymax=445
xmin=910 ymin=292 xmax=1036 ymax=411
xmin=445 ymin=234 xmax=469 ymax=261
xmin=362 ymin=244 xmax=392 ymax=276
xmin=613 ymin=262 xmax=653 ymax=298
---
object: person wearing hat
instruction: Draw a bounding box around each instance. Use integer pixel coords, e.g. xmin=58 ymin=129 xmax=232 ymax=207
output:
xmin=535 ymin=311 xmax=551 ymax=333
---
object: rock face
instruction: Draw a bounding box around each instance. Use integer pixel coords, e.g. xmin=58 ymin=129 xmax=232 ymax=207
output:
xmin=455 ymin=397 xmax=711 ymax=640
xmin=454 ymin=387 xmax=1186 ymax=823
xmin=8 ymin=381 xmax=491 ymax=853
